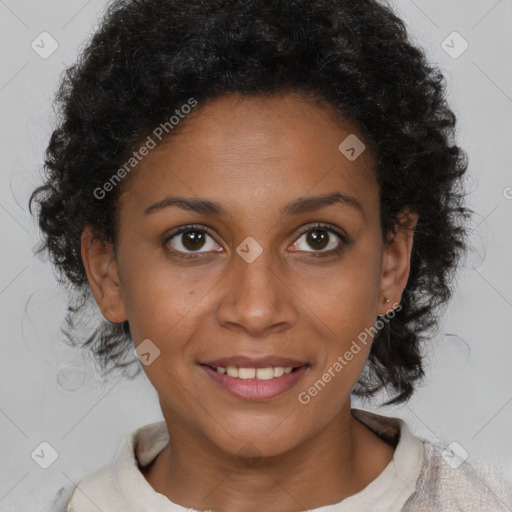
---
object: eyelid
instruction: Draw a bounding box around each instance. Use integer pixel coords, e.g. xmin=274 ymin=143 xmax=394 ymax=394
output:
xmin=164 ymin=223 xmax=217 ymax=241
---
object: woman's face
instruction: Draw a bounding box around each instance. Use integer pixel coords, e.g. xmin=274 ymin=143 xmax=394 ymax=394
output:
xmin=84 ymin=92 xmax=412 ymax=457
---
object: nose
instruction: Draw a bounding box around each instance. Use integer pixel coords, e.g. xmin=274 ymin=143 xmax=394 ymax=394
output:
xmin=216 ymin=243 xmax=298 ymax=337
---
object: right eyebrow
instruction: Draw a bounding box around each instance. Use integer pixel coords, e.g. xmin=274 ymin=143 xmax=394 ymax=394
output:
xmin=144 ymin=195 xmax=231 ymax=218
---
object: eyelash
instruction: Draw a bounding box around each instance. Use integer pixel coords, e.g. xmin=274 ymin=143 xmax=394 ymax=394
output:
xmin=163 ymin=222 xmax=349 ymax=260
xmin=294 ymin=223 xmax=349 ymax=258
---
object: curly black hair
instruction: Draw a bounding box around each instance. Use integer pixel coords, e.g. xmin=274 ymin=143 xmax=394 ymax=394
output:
xmin=29 ymin=0 xmax=470 ymax=404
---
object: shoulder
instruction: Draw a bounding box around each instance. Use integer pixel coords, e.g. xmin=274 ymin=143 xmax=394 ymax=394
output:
xmin=352 ymin=409 xmax=511 ymax=512
xmin=65 ymin=462 xmax=130 ymax=511
xmin=404 ymin=440 xmax=512 ymax=511
xmin=65 ymin=420 xmax=170 ymax=512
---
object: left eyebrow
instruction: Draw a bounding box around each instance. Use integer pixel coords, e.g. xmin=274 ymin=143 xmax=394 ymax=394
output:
xmin=280 ymin=192 xmax=363 ymax=217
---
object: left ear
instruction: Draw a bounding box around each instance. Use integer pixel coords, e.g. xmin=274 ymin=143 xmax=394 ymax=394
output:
xmin=379 ymin=209 xmax=418 ymax=315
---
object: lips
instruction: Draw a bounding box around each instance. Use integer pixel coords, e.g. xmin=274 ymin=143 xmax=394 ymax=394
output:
xmin=200 ymin=363 xmax=309 ymax=400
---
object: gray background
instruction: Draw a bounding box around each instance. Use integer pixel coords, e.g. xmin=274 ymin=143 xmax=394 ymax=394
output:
xmin=1 ymin=0 xmax=511 ymax=510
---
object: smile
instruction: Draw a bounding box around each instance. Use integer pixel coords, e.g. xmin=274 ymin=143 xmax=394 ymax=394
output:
xmin=210 ymin=365 xmax=294 ymax=380
xmin=200 ymin=363 xmax=309 ymax=401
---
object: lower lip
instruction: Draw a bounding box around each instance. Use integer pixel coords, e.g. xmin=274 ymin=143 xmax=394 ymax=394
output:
xmin=200 ymin=364 xmax=309 ymax=401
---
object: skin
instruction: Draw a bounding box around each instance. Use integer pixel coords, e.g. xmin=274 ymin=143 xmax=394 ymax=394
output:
xmin=82 ymin=92 xmax=417 ymax=511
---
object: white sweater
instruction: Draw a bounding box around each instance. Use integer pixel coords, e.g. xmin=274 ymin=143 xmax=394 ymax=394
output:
xmin=66 ymin=410 xmax=511 ymax=511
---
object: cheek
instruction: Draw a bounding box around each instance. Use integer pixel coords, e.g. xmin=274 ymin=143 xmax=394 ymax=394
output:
xmin=123 ymin=285 xmax=206 ymax=347
xmin=291 ymin=240 xmax=382 ymax=397
xmin=292 ymin=243 xmax=383 ymax=333
xmin=116 ymin=244 xmax=217 ymax=341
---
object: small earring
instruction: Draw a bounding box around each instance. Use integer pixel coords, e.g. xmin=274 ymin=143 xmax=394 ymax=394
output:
xmin=384 ymin=297 xmax=391 ymax=304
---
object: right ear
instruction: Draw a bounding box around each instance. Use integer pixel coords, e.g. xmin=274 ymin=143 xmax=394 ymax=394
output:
xmin=81 ymin=226 xmax=127 ymax=323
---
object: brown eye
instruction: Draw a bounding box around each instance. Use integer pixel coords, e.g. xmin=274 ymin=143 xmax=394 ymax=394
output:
xmin=291 ymin=223 xmax=348 ymax=257
xmin=181 ymin=230 xmax=206 ymax=251
xmin=165 ymin=225 xmax=221 ymax=256
xmin=306 ymin=229 xmax=329 ymax=251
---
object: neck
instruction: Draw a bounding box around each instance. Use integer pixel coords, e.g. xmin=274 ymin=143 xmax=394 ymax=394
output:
xmin=141 ymin=407 xmax=395 ymax=511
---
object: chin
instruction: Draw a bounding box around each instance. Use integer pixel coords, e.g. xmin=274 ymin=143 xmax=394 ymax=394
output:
xmin=210 ymin=426 xmax=302 ymax=460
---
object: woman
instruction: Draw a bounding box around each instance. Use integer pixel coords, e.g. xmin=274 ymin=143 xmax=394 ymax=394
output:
xmin=30 ymin=0 xmax=510 ymax=510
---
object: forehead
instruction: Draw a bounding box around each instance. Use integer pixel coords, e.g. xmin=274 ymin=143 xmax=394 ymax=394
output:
xmin=119 ymin=92 xmax=379 ymax=222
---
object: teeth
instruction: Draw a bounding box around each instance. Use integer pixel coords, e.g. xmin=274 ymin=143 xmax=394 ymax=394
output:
xmin=256 ymin=367 xmax=274 ymax=380
xmin=215 ymin=365 xmax=297 ymax=380
xmin=226 ymin=366 xmax=238 ymax=377
xmin=274 ymin=367 xmax=284 ymax=377
xmin=239 ymin=367 xmax=256 ymax=379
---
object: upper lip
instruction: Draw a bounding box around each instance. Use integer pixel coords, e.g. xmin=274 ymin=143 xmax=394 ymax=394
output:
xmin=201 ymin=355 xmax=308 ymax=368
